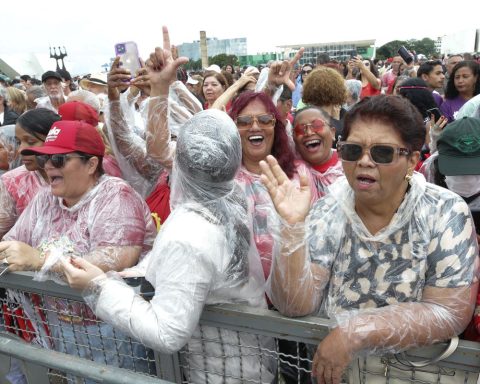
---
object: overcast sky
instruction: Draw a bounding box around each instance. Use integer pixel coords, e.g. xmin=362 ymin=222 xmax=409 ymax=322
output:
xmin=3 ymin=0 xmax=478 ymax=76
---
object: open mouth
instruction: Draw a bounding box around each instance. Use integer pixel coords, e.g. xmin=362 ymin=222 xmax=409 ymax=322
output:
xmin=303 ymin=139 xmax=322 ymax=152
xmin=248 ymin=134 xmax=265 ymax=146
xmin=357 ymin=175 xmax=376 ymax=186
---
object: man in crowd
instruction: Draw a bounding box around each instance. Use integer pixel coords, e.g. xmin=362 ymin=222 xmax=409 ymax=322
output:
xmin=417 ymin=60 xmax=445 ymax=107
xmin=381 ymin=56 xmax=403 ymax=94
xmin=35 ymin=70 xmax=67 ymax=112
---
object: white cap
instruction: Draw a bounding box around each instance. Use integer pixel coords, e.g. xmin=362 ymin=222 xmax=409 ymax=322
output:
xmin=186 ymin=76 xmax=199 ymax=85
xmin=204 ymin=64 xmax=221 ymax=73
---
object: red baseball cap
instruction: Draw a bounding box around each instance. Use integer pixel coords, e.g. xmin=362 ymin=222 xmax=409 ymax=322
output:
xmin=58 ymin=101 xmax=99 ymax=127
xmin=21 ymin=120 xmax=105 ymax=157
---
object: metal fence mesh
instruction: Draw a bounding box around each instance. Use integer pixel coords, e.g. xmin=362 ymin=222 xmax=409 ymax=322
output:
xmin=1 ymin=280 xmax=479 ymax=384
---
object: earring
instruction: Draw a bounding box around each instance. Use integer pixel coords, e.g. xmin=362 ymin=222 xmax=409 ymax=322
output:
xmin=405 ymin=169 xmax=413 ymax=184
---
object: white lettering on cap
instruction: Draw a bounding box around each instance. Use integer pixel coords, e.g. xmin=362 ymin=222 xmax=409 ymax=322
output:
xmin=45 ymin=127 xmax=61 ymax=142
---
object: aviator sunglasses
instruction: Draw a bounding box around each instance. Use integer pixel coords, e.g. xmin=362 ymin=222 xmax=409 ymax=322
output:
xmin=337 ymin=141 xmax=411 ymax=165
xmin=235 ymin=114 xmax=276 ymax=129
xmin=294 ymin=118 xmax=328 ymax=136
xmin=36 ymin=154 xmax=90 ymax=169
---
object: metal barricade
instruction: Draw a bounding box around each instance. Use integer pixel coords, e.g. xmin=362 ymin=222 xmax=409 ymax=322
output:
xmin=0 ymin=272 xmax=479 ymax=383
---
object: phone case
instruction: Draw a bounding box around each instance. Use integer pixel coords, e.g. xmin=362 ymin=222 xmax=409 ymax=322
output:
xmin=114 ymin=41 xmax=141 ymax=76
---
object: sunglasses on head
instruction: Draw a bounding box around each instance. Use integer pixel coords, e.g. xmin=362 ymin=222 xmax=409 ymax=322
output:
xmin=36 ymin=153 xmax=90 ymax=169
xmin=337 ymin=141 xmax=411 ymax=165
xmin=294 ymin=118 xmax=328 ymax=136
xmin=235 ymin=114 xmax=276 ymax=129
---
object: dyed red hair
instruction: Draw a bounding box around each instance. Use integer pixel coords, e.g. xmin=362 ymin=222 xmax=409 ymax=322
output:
xmin=229 ymin=92 xmax=296 ymax=178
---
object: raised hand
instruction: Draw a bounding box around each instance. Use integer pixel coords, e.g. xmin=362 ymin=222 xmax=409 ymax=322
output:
xmin=268 ymin=47 xmax=305 ymax=91
xmin=128 ymin=61 xmax=151 ymax=97
xmin=107 ymin=56 xmax=132 ymax=101
xmin=430 ymin=114 xmax=448 ymax=134
xmin=139 ymin=26 xmax=189 ymax=97
xmin=260 ymin=155 xmax=311 ymax=225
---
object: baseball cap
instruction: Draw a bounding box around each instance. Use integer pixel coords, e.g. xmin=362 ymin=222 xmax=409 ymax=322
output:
xmin=57 ymin=69 xmax=72 ymax=82
xmin=41 ymin=71 xmax=63 ymax=83
xmin=437 ymin=117 xmax=480 ymax=175
xmin=21 ymin=120 xmax=105 ymax=157
xmin=58 ymin=101 xmax=99 ymax=127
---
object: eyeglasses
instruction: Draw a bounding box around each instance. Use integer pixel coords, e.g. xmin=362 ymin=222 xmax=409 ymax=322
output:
xmin=302 ymin=70 xmax=312 ymax=75
xmin=36 ymin=154 xmax=89 ymax=169
xmin=337 ymin=141 xmax=411 ymax=165
xmin=294 ymin=118 xmax=328 ymax=136
xmin=235 ymin=114 xmax=276 ymax=130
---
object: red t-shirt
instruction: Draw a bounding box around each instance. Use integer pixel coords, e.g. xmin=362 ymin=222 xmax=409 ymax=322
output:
xmin=360 ymin=82 xmax=381 ymax=99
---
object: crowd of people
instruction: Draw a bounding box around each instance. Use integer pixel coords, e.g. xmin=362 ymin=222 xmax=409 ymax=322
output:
xmin=0 ymin=26 xmax=480 ymax=384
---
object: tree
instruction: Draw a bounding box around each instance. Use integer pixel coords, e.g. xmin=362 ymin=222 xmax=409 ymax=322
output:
xmin=209 ymin=54 xmax=238 ymax=69
xmin=376 ymin=40 xmax=408 ymax=59
xmin=406 ymin=38 xmax=437 ymax=57
xmin=377 ymin=37 xmax=437 ymax=60
xmin=183 ymin=59 xmax=202 ymax=71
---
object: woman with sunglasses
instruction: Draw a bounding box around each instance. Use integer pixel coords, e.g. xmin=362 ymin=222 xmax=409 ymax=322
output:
xmin=260 ymin=95 xmax=477 ymax=383
xmin=0 ymin=120 xmax=157 ymax=380
xmin=291 ymin=107 xmax=344 ymax=196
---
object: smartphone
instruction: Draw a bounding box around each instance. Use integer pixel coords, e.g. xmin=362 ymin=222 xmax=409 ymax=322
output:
xmin=398 ymin=46 xmax=413 ymax=65
xmin=114 ymin=41 xmax=141 ymax=77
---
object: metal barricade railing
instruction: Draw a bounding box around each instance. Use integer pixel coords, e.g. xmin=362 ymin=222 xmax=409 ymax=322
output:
xmin=0 ymin=272 xmax=480 ymax=383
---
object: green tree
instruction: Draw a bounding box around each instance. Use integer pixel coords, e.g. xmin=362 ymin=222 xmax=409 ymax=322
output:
xmin=183 ymin=59 xmax=202 ymax=71
xmin=377 ymin=37 xmax=437 ymax=60
xmin=376 ymin=40 xmax=408 ymax=59
xmin=407 ymin=38 xmax=437 ymax=57
xmin=209 ymin=54 xmax=238 ymax=69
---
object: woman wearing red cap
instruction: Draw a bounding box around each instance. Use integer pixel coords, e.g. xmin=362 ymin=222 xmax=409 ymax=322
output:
xmin=0 ymin=120 xmax=157 ymax=379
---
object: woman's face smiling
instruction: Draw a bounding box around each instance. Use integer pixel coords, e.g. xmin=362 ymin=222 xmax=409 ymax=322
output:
xmin=236 ymin=99 xmax=275 ymax=171
xmin=293 ymin=109 xmax=335 ymax=166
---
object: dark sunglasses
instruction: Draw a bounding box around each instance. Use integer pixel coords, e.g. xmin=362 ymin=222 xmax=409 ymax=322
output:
xmin=302 ymin=70 xmax=312 ymax=75
xmin=337 ymin=141 xmax=411 ymax=165
xmin=294 ymin=118 xmax=328 ymax=136
xmin=36 ymin=154 xmax=90 ymax=169
xmin=235 ymin=114 xmax=276 ymax=129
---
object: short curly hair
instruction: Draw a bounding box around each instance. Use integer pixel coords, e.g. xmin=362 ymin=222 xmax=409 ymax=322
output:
xmin=302 ymin=67 xmax=347 ymax=106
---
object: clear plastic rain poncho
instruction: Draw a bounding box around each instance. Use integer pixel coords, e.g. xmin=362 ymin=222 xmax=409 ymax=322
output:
xmin=84 ymin=109 xmax=275 ymax=383
xmin=0 ymin=125 xmax=21 ymax=174
xmin=4 ymin=175 xmax=157 ymax=282
xmin=0 ymin=166 xmax=49 ymax=240
xmin=267 ymin=172 xmax=478 ymax=356
xmin=103 ymin=81 xmax=202 ymax=198
xmin=0 ymin=125 xmax=23 ymax=237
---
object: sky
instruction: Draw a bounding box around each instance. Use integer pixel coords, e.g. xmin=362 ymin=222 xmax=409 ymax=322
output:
xmin=2 ymin=0 xmax=479 ymax=76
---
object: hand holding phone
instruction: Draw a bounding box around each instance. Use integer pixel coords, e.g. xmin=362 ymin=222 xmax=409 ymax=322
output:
xmin=114 ymin=41 xmax=141 ymax=77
